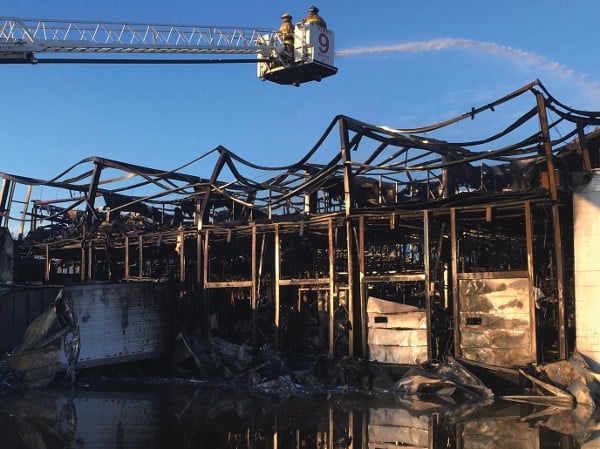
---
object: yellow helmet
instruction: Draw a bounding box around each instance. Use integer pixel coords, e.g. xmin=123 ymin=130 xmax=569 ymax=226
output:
xmin=281 ymin=13 xmax=292 ymax=20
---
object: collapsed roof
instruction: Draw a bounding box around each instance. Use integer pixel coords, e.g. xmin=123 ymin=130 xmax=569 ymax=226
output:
xmin=1 ymin=79 xmax=599 ymax=242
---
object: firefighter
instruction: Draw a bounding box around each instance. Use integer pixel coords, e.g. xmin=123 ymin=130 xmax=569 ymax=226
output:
xmin=279 ymin=13 xmax=295 ymax=60
xmin=303 ymin=6 xmax=327 ymax=28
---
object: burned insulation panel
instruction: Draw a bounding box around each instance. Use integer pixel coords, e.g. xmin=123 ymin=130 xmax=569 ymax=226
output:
xmin=458 ymin=276 xmax=532 ymax=367
xmin=367 ymin=296 xmax=428 ymax=365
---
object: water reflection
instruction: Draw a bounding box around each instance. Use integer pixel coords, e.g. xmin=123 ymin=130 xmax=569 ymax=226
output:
xmin=0 ymin=383 xmax=598 ymax=448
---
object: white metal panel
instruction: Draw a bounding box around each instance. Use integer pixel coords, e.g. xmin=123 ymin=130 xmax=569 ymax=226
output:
xmin=458 ymin=277 xmax=532 ymax=367
xmin=368 ymin=344 xmax=428 ymax=365
xmin=367 ymin=297 xmax=422 ymax=314
xmin=459 ymin=328 xmax=531 ymax=349
xmin=299 ymin=23 xmax=335 ymax=66
xmin=59 ymin=283 xmax=170 ymax=369
xmin=367 ymin=312 xmax=427 ymax=329
xmin=368 ymin=328 xmax=427 ymax=347
xmin=460 ymin=347 xmax=533 ymax=367
xmin=367 ymin=296 xmax=428 ymax=365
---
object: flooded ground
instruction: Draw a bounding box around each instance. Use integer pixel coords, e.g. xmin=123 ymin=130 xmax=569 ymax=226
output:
xmin=0 ymin=378 xmax=598 ymax=449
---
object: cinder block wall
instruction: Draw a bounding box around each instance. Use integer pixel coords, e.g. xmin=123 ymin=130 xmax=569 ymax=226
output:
xmin=573 ymin=169 xmax=600 ymax=372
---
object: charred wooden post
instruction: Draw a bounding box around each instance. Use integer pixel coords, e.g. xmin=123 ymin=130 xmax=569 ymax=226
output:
xmin=17 ymin=184 xmax=32 ymax=240
xmin=358 ymin=215 xmax=367 ymax=357
xmin=348 ymin=411 xmax=355 ymax=449
xmin=0 ymin=178 xmax=10 ymax=228
xmin=251 ymin=225 xmax=257 ymax=350
xmin=196 ymin=232 xmax=202 ymax=284
xmin=442 ymin=156 xmax=455 ymax=198
xmin=577 ymin=124 xmax=593 ymax=171
xmin=203 ymin=229 xmax=210 ymax=338
xmin=202 ymin=230 xmax=209 ymax=289
xmin=87 ymin=244 xmax=92 ymax=280
xmin=80 ymin=244 xmax=86 ymax=282
xmin=179 ymin=229 xmax=185 ymax=282
xmin=44 ymin=243 xmax=50 ymax=282
xmin=535 ymin=89 xmax=568 ymax=360
xmin=525 ymin=201 xmax=538 ymax=363
xmin=124 ymin=235 xmax=129 ymax=279
xmin=339 ymin=117 xmax=360 ymax=357
xmin=346 ymin=223 xmax=358 ymax=356
xmin=328 ymin=408 xmax=334 ymax=449
xmin=256 ymin=231 xmax=267 ymax=335
xmin=338 ymin=117 xmax=353 ymax=213
xmin=274 ymin=223 xmax=281 ymax=350
xmin=423 ymin=210 xmax=432 ymax=361
xmin=1 ymin=180 xmax=16 ymax=230
xmin=328 ymin=218 xmax=335 ymax=358
xmin=450 ymin=208 xmax=459 ymax=357
xmin=138 ymin=235 xmax=143 ymax=278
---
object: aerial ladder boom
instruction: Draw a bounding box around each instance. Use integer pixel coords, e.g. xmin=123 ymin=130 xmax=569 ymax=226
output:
xmin=0 ymin=16 xmax=337 ymax=85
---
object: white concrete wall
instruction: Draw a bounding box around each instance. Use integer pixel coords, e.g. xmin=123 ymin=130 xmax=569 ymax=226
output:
xmin=573 ymin=169 xmax=600 ymax=372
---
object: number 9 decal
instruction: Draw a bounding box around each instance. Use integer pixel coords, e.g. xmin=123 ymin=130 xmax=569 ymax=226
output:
xmin=318 ymin=33 xmax=329 ymax=53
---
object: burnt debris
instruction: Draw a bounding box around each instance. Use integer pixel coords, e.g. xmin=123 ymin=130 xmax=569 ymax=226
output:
xmin=1 ymin=79 xmax=600 ymax=386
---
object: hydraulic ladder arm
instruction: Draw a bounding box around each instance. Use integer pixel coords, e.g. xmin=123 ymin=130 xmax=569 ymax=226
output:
xmin=0 ymin=16 xmax=337 ymax=85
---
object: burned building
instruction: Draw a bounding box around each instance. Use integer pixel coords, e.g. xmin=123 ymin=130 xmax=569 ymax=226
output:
xmin=1 ymin=80 xmax=599 ymax=377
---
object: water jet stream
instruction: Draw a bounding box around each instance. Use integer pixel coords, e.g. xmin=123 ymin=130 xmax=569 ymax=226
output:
xmin=336 ymin=38 xmax=600 ymax=98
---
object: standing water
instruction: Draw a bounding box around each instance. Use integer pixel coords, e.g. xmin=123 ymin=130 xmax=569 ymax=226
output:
xmin=0 ymin=381 xmax=596 ymax=448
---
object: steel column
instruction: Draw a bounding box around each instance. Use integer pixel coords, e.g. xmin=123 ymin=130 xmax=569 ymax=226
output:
xmin=535 ymin=90 xmax=567 ymax=359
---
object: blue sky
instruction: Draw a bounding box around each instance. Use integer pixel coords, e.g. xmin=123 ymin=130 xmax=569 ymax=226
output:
xmin=3 ymin=0 xmax=600 ymax=180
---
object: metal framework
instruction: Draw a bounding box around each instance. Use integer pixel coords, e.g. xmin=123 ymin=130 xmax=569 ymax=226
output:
xmin=1 ymin=80 xmax=599 ymax=365
xmin=0 ymin=16 xmax=280 ymax=60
